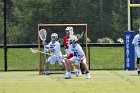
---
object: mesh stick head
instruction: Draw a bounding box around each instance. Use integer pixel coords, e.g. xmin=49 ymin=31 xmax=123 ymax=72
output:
xmin=39 ymin=29 xmax=47 ymax=41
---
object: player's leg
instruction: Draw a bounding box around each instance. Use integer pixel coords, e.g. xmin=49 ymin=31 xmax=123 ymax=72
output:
xmin=74 ymin=63 xmax=82 ymax=77
xmin=137 ymin=57 xmax=140 ymax=75
xmin=72 ymin=57 xmax=82 ymax=77
xmin=80 ymin=62 xmax=85 ymax=74
xmin=81 ymin=57 xmax=90 ymax=79
xmin=71 ymin=56 xmax=82 ymax=77
xmin=45 ymin=60 xmax=50 ymax=75
xmin=58 ymin=58 xmax=68 ymax=74
xmin=65 ymin=59 xmax=73 ymax=79
xmin=71 ymin=64 xmax=76 ymax=73
xmin=66 ymin=54 xmax=76 ymax=73
xmin=45 ymin=56 xmax=56 ymax=75
xmin=136 ymin=50 xmax=140 ymax=76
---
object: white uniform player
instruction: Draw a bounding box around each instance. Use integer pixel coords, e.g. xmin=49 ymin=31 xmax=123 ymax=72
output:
xmin=65 ymin=36 xmax=90 ymax=79
xmin=132 ymin=34 xmax=140 ymax=57
xmin=132 ymin=28 xmax=140 ymax=75
xmin=67 ymin=43 xmax=86 ymax=65
xmin=46 ymin=40 xmax=63 ymax=65
xmin=44 ymin=33 xmax=66 ymax=75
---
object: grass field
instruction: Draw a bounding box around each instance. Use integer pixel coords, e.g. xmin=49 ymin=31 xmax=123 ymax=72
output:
xmin=0 ymin=70 xmax=140 ymax=93
xmin=0 ymin=47 xmax=126 ymax=71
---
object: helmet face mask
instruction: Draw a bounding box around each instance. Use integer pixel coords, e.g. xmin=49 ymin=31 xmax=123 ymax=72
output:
xmin=68 ymin=36 xmax=78 ymax=46
xmin=51 ymin=33 xmax=58 ymax=41
xmin=65 ymin=26 xmax=74 ymax=36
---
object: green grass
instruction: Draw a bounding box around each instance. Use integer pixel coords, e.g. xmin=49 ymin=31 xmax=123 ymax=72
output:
xmin=0 ymin=70 xmax=140 ymax=93
xmin=90 ymin=47 xmax=124 ymax=69
xmin=0 ymin=47 xmax=126 ymax=70
xmin=0 ymin=48 xmax=38 ymax=70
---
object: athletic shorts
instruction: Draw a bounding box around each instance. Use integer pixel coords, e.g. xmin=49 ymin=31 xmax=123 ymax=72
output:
xmin=135 ymin=47 xmax=140 ymax=58
xmin=69 ymin=56 xmax=80 ymax=65
xmin=46 ymin=55 xmax=63 ymax=65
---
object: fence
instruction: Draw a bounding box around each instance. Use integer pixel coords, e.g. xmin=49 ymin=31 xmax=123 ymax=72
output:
xmin=0 ymin=0 xmax=140 ymax=71
xmin=0 ymin=43 xmax=125 ymax=71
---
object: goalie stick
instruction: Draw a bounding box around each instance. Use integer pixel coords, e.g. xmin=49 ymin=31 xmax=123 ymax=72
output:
xmin=39 ymin=29 xmax=47 ymax=74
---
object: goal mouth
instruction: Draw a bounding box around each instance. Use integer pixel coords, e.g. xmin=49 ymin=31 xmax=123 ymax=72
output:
xmin=37 ymin=24 xmax=89 ymax=75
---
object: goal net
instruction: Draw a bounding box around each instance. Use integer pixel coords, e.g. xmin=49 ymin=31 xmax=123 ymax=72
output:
xmin=37 ymin=24 xmax=89 ymax=75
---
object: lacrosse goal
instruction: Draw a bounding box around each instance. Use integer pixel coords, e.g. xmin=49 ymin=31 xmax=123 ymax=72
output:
xmin=37 ymin=24 xmax=89 ymax=75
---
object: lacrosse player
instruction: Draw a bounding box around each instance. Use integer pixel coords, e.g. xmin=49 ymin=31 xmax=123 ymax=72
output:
xmin=63 ymin=26 xmax=76 ymax=73
xmin=43 ymin=33 xmax=67 ymax=75
xmin=132 ymin=28 xmax=140 ymax=76
xmin=65 ymin=36 xmax=90 ymax=79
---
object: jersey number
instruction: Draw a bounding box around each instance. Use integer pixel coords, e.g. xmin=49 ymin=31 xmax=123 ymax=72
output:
xmin=74 ymin=51 xmax=79 ymax=57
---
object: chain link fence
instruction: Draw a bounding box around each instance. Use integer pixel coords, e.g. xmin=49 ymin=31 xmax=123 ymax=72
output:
xmin=0 ymin=0 xmax=140 ymax=71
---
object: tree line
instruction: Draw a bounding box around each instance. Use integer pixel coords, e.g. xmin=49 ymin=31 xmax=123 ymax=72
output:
xmin=0 ymin=0 xmax=140 ymax=44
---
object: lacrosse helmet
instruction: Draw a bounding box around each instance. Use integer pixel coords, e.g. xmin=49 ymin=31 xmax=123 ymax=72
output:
xmin=69 ymin=35 xmax=78 ymax=44
xmin=65 ymin=26 xmax=74 ymax=36
xmin=51 ymin=33 xmax=58 ymax=41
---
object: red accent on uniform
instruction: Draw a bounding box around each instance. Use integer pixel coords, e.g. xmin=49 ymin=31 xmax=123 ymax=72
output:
xmin=63 ymin=35 xmax=73 ymax=59
xmin=63 ymin=35 xmax=70 ymax=49
xmin=66 ymin=54 xmax=73 ymax=59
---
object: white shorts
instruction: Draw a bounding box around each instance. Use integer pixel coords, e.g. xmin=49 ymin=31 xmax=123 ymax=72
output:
xmin=135 ymin=47 xmax=140 ymax=58
xmin=46 ymin=55 xmax=63 ymax=65
xmin=69 ymin=56 xmax=80 ymax=65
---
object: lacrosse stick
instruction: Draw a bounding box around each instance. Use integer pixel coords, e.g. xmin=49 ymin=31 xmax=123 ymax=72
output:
xmin=39 ymin=29 xmax=47 ymax=74
xmin=30 ymin=48 xmax=51 ymax=56
xmin=39 ymin=29 xmax=47 ymax=56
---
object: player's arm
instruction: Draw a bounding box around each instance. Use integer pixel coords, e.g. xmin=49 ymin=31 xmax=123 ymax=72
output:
xmin=63 ymin=46 xmax=73 ymax=58
xmin=63 ymin=36 xmax=67 ymax=49
xmin=132 ymin=37 xmax=137 ymax=46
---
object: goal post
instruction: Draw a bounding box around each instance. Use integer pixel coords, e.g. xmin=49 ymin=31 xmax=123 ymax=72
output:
xmin=37 ymin=24 xmax=89 ymax=75
xmin=128 ymin=0 xmax=140 ymax=30
xmin=124 ymin=0 xmax=140 ymax=70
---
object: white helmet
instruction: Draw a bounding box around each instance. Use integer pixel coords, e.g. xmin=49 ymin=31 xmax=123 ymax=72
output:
xmin=69 ymin=36 xmax=78 ymax=44
xmin=51 ymin=33 xmax=58 ymax=41
xmin=65 ymin=26 xmax=74 ymax=36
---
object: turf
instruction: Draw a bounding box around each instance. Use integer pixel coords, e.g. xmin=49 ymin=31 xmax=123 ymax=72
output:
xmin=0 ymin=70 xmax=140 ymax=93
xmin=0 ymin=47 xmax=125 ymax=71
xmin=90 ymin=47 xmax=124 ymax=69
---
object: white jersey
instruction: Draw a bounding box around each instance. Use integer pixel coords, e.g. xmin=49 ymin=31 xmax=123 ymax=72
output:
xmin=67 ymin=44 xmax=85 ymax=58
xmin=132 ymin=34 xmax=140 ymax=58
xmin=46 ymin=41 xmax=62 ymax=56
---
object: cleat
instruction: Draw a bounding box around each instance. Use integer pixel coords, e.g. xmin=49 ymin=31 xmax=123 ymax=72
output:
xmin=65 ymin=71 xmax=68 ymax=75
xmin=75 ymin=71 xmax=79 ymax=77
xmin=86 ymin=73 xmax=91 ymax=79
xmin=65 ymin=72 xmax=71 ymax=79
xmin=65 ymin=77 xmax=71 ymax=79
xmin=75 ymin=70 xmax=82 ymax=77
xmin=79 ymin=70 xmax=82 ymax=76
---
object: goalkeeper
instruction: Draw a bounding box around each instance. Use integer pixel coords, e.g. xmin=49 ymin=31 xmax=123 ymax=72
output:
xmin=43 ymin=33 xmax=67 ymax=75
xmin=64 ymin=36 xmax=90 ymax=79
xmin=132 ymin=28 xmax=140 ymax=76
